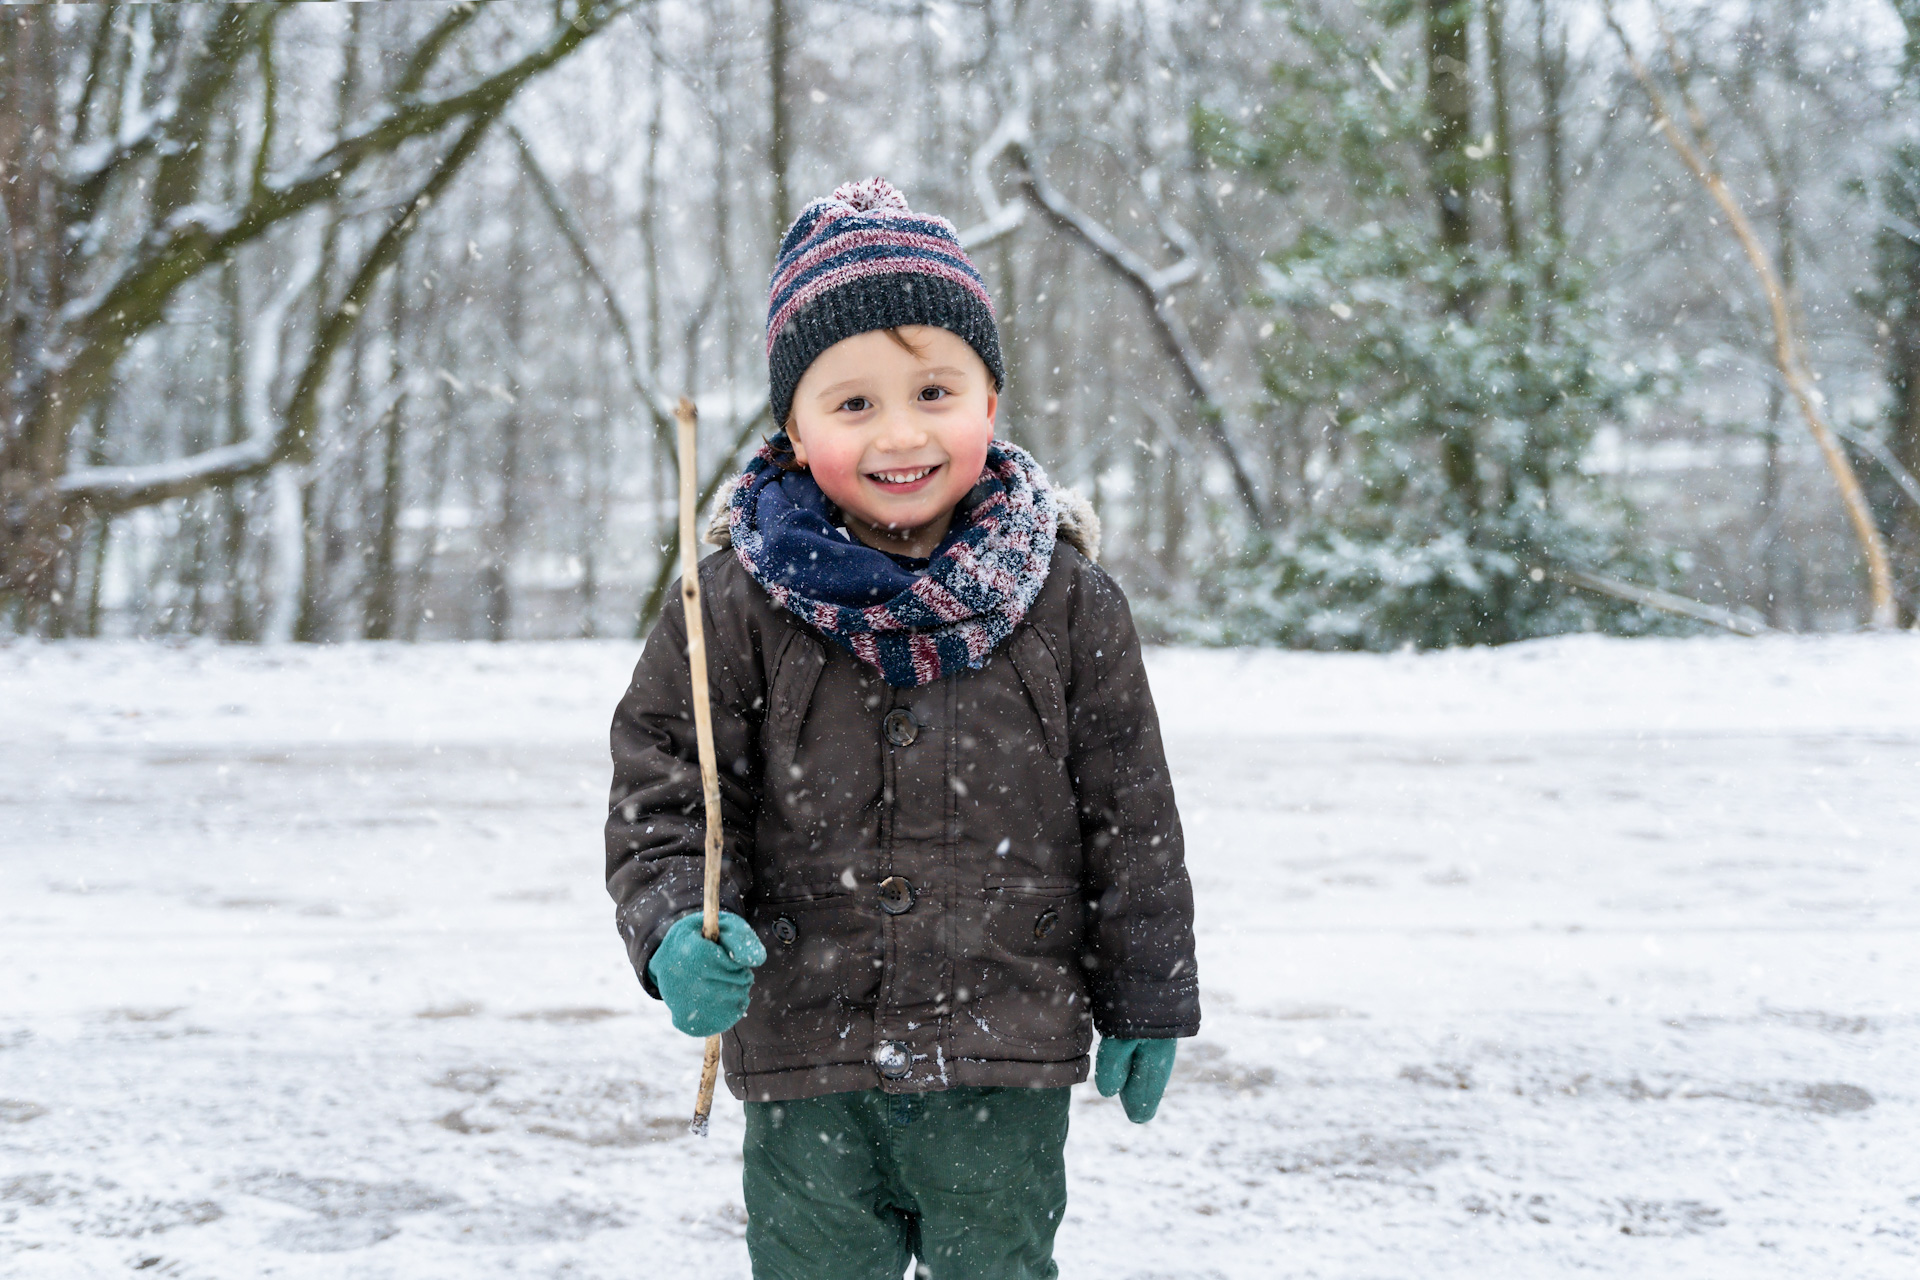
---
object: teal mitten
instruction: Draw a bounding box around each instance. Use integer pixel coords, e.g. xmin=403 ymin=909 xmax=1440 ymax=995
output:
xmin=1095 ymin=1037 xmax=1178 ymax=1123
xmin=646 ymin=911 xmax=767 ymax=1037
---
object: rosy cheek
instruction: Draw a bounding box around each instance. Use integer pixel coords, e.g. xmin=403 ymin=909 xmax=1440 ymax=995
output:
xmin=948 ymin=430 xmax=992 ymax=485
xmin=804 ymin=441 xmax=866 ymax=506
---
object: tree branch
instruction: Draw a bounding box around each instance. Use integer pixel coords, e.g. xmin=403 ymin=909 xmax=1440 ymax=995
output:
xmin=1017 ymin=153 xmax=1196 ymax=295
xmin=58 ymin=234 xmax=324 ymax=512
xmin=392 ymin=1 xmax=485 ymax=100
xmin=54 ymin=0 xmax=635 ymax=446
xmin=1882 ymin=210 xmax=1920 ymax=248
xmin=70 ymin=4 xmax=120 ymax=151
xmin=279 ymin=105 xmax=503 ymax=464
xmin=954 ymin=101 xmax=1029 ymax=249
xmin=1832 ymin=422 xmax=1920 ymax=515
xmin=1550 ymin=566 xmax=1774 ymax=637
xmin=59 ymin=101 xmax=502 ymax=513
xmin=150 ymin=5 xmax=289 ymax=222
xmin=1603 ymin=0 xmax=1897 ymax=628
xmin=249 ymin=21 xmax=278 ymax=205
xmin=1005 ymin=144 xmax=1270 ymax=527
xmin=505 ymin=122 xmax=679 ymax=441
xmin=60 ymin=433 xmax=276 ymax=514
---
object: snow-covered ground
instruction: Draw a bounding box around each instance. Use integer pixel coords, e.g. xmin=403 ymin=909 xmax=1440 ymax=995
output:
xmin=3 ymin=635 xmax=1918 ymax=1278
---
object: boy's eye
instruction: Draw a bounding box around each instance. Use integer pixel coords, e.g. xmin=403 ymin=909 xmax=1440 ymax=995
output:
xmin=839 ymin=396 xmax=871 ymax=413
xmin=917 ymin=386 xmax=949 ymax=402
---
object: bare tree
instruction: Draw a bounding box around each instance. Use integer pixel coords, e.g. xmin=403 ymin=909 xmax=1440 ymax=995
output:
xmin=0 ymin=2 xmax=637 ymax=615
xmin=1605 ymin=1 xmax=1898 ymax=629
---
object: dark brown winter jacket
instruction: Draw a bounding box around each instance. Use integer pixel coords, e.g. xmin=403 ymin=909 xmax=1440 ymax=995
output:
xmin=605 ymin=494 xmax=1199 ymax=1102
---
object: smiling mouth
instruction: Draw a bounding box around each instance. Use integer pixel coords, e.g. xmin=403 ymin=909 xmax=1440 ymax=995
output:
xmin=867 ymin=464 xmax=940 ymax=488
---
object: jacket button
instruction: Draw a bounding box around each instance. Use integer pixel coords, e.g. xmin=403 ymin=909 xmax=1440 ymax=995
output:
xmin=771 ymin=916 xmax=798 ymax=946
xmin=883 ymin=708 xmax=920 ymax=747
xmin=877 ymin=876 xmax=916 ymax=915
xmin=1034 ymin=908 xmax=1059 ymax=940
xmin=874 ymin=1040 xmax=911 ymax=1079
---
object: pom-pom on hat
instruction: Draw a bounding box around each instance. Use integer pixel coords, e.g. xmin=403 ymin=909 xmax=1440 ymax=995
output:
xmin=766 ymin=177 xmax=1003 ymax=430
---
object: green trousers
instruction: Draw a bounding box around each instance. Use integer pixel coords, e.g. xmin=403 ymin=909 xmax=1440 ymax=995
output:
xmin=742 ymin=1086 xmax=1070 ymax=1280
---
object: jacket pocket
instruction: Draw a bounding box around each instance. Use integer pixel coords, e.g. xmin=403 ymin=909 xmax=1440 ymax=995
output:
xmin=983 ymin=871 xmax=1078 ymax=895
xmin=740 ymin=893 xmax=878 ymax=1071
xmin=981 ymin=876 xmax=1084 ymax=958
xmin=952 ymin=879 xmax=1088 ymax=1054
xmin=1007 ymin=626 xmax=1068 ymax=761
xmin=754 ymin=876 xmax=849 ymax=905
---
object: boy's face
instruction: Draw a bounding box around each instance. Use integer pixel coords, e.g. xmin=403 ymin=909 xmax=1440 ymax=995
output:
xmin=788 ymin=325 xmax=997 ymax=557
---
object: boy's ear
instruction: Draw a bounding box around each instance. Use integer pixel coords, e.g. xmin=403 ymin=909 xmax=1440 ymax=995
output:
xmin=984 ymin=387 xmax=998 ymax=427
xmin=787 ymin=422 xmax=810 ymax=467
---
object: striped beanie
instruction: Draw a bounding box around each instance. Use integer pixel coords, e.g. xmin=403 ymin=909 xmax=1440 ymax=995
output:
xmin=767 ymin=177 xmax=1003 ymax=430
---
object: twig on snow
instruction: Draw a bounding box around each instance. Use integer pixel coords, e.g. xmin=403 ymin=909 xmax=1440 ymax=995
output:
xmin=1551 ymin=566 xmax=1774 ymax=637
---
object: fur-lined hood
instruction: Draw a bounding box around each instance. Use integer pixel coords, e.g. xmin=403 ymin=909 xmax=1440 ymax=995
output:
xmin=704 ymin=476 xmax=1103 ymax=563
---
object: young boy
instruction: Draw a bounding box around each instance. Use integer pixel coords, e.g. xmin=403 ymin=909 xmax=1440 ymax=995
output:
xmin=606 ymin=178 xmax=1199 ymax=1280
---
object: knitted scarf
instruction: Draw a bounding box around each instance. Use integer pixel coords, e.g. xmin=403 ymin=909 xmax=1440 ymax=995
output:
xmin=725 ymin=435 xmax=1059 ymax=687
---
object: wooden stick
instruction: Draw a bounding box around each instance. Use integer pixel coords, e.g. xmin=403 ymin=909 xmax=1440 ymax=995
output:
xmin=675 ymin=396 xmax=726 ymax=1137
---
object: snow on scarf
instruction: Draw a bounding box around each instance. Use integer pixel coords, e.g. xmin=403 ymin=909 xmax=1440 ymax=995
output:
xmin=725 ymin=434 xmax=1059 ymax=688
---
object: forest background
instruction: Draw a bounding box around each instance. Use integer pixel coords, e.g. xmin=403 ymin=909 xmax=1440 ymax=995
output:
xmin=2 ymin=0 xmax=1917 ymax=648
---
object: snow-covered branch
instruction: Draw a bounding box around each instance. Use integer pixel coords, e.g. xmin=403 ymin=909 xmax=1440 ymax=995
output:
xmin=57 ymin=436 xmax=280 ymax=513
xmin=1017 ymin=159 xmax=1198 ymax=298
xmin=61 ymin=4 xmax=284 ymax=237
xmin=1551 ymin=567 xmax=1773 ymax=637
xmin=48 ymin=4 xmax=636 ymax=529
xmin=1882 ymin=211 xmax=1920 ymax=248
xmin=62 ymin=2 xmax=635 ymax=361
xmin=955 ymin=103 xmax=1030 ymax=250
xmin=63 ymin=105 xmax=169 ymax=198
xmin=1005 ymin=145 xmax=1269 ymax=526
xmin=58 ymin=82 xmax=496 ymax=516
xmin=57 ymin=234 xmax=324 ymax=515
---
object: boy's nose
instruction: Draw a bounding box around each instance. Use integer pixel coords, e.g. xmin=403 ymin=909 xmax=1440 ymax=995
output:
xmin=874 ymin=408 xmax=930 ymax=451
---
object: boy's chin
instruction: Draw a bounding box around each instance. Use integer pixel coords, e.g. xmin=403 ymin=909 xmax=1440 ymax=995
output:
xmin=852 ymin=506 xmax=942 ymax=537
xmin=850 ymin=484 xmax=958 ymax=524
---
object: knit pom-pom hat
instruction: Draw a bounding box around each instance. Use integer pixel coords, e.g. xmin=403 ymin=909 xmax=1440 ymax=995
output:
xmin=766 ymin=177 xmax=1003 ymax=430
